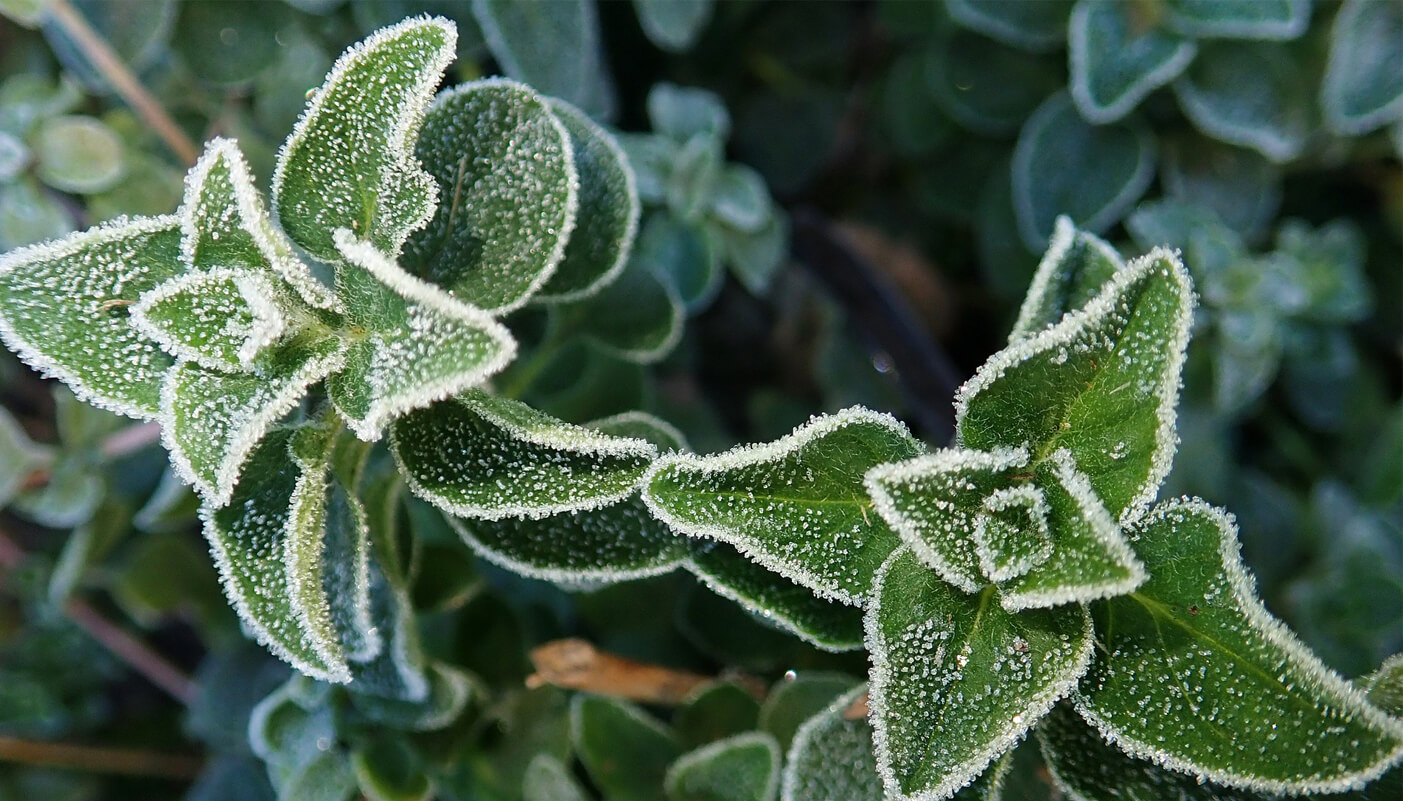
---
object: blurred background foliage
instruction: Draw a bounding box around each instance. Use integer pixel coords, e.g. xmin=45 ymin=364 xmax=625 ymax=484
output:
xmin=0 ymin=1 xmax=1398 ymax=800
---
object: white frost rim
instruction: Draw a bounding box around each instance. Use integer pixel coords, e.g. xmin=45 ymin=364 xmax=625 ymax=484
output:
xmin=131 ymin=268 xmax=287 ymax=374
xmin=1009 ymin=214 xmax=1125 ymax=343
xmin=1068 ymin=1 xmax=1197 ymax=126
xmin=664 ymin=731 xmax=781 ymax=801
xmin=780 ymin=683 xmax=872 ymax=801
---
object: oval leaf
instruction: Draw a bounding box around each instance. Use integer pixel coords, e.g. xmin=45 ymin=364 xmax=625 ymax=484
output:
xmin=945 ymin=0 xmax=1072 ymax=52
xmin=553 ymin=250 xmax=685 ymax=363
xmin=1068 ymin=0 xmax=1197 ymax=125
xmin=132 ymin=269 xmax=287 ymax=373
xmin=665 ymin=732 xmax=780 ymax=801
xmin=1163 ymin=0 xmax=1309 ymax=41
xmin=1173 ymin=42 xmax=1310 ymax=164
xmin=1321 ymin=0 xmax=1403 ymax=136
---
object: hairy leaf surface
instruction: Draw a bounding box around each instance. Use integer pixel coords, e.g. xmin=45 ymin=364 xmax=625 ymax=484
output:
xmin=554 ymin=253 xmax=684 ymax=364
xmin=1069 ymin=0 xmax=1197 ymax=125
xmin=665 ymin=732 xmax=780 ymax=801
xmin=132 ymin=269 xmax=286 ymax=373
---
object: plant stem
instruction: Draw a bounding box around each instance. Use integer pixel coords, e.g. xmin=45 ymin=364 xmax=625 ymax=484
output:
xmin=43 ymin=0 xmax=200 ymax=166
xmin=0 ymin=737 xmax=203 ymax=780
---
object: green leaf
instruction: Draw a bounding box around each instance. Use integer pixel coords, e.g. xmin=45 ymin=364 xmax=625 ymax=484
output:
xmin=401 ymin=79 xmax=577 ymax=313
xmin=675 ymin=681 xmax=762 ymax=749
xmin=0 ymin=0 xmax=49 ymax=27
xmin=647 ymin=82 xmax=730 ymax=144
xmin=929 ymin=30 xmax=1062 ymax=136
xmin=534 ymin=98 xmax=640 ymax=303
xmin=710 ymin=164 xmax=770 ymax=233
xmin=0 ymin=406 xmax=50 ymax=506
xmin=41 ymin=0 xmax=174 ymax=95
xmin=280 ymin=751 xmax=357 ymax=801
xmin=33 ymin=115 xmax=124 ymax=194
xmin=1162 ymin=138 xmax=1281 ymax=238
xmin=1362 ymin=654 xmax=1403 ymax=716
xmin=554 ymin=250 xmax=685 ymax=363
xmin=201 ymin=427 xmax=350 ymax=682
xmin=956 ymin=249 xmax=1194 ymax=522
xmin=1323 ymin=0 xmax=1403 ymax=136
xmin=590 ymin=410 xmax=689 ymax=452
xmin=271 ymin=16 xmax=455 ymax=263
xmin=1164 ymin=0 xmax=1309 ymax=41
xmin=392 ymin=389 xmax=657 ymax=520
xmin=759 ymin=672 xmax=857 ymax=752
xmin=1038 ymin=702 xmax=1252 ymax=801
xmin=13 ymin=455 xmax=101 ymax=527
xmin=571 ymin=695 xmax=683 ymax=801
xmin=325 ymin=232 xmax=516 ymax=441
xmin=131 ymin=269 xmax=288 ymax=373
xmin=172 ymin=0 xmax=286 ymax=87
xmin=471 ymin=0 xmax=616 ymax=120
xmin=665 ymin=732 xmax=780 ymax=801
xmin=866 ymin=548 xmax=1093 ymax=800
xmin=780 ymin=685 xmax=884 ymax=801
xmin=0 ymin=178 xmax=73 ymax=250
xmin=686 ymin=540 xmax=865 ymax=651
xmin=644 ymin=407 xmax=924 ymax=606
xmin=1068 ymin=0 xmax=1197 ymax=125
xmin=1173 ymin=42 xmax=1309 ymax=163
xmin=720 ymin=212 xmax=788 ymax=296
xmin=1009 ymin=216 xmax=1124 ymax=343
xmin=161 ymin=335 xmax=346 ymax=507
xmin=945 ymin=0 xmax=1072 ymax=52
xmin=321 ymin=476 xmax=379 ymax=662
xmin=0 ymin=130 xmax=27 ymax=181
xmin=1076 ymin=499 xmax=1403 ymax=793
xmin=522 ymin=753 xmax=588 ymax=801
xmin=350 ymin=738 xmax=430 ymax=801
xmin=0 ymin=215 xmax=182 ymax=418
xmin=632 ymin=0 xmax=714 ymax=53
xmin=1012 ymin=92 xmax=1156 ymax=249
xmin=48 ymin=499 xmax=128 ymax=604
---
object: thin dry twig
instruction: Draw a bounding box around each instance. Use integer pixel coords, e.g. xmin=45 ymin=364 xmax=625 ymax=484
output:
xmin=527 ymin=638 xmax=715 ymax=705
xmin=0 ymin=736 xmax=203 ymax=780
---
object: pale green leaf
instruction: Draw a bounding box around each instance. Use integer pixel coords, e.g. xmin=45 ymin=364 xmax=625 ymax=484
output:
xmin=522 ymin=754 xmax=588 ymax=801
xmin=272 ymin=16 xmax=455 ymax=263
xmin=1161 ymin=138 xmax=1281 ymax=239
xmin=1068 ymin=0 xmax=1197 ymax=125
xmin=48 ymin=499 xmax=128 ymax=604
xmin=1076 ymin=499 xmax=1403 ymax=794
xmin=33 ymin=115 xmax=124 ymax=194
xmin=326 ymin=232 xmax=516 ymax=441
xmin=946 ymin=0 xmax=1072 ymax=52
xmin=686 ymin=540 xmax=865 ymax=651
xmin=571 ymin=695 xmax=682 ymax=801
xmin=711 ymin=164 xmax=770 ymax=234
xmin=350 ymin=661 xmax=473 ymax=731
xmin=780 ymin=685 xmax=884 ymax=801
xmin=1009 ymin=216 xmax=1124 ymax=342
xmin=665 ymin=732 xmax=780 ymax=801
xmin=647 ymin=82 xmax=730 ymax=143
xmin=534 ymin=98 xmax=640 ymax=303
xmin=1012 ymin=92 xmax=1156 ymax=249
xmin=13 ymin=456 xmax=101 ymax=527
xmin=867 ymin=548 xmax=1093 ymax=800
xmin=345 ymin=555 xmax=432 ymax=704
xmin=161 ymin=335 xmax=346 ymax=507
xmin=553 ymin=252 xmax=685 ymax=363
xmin=0 ymin=405 xmax=51 ymax=506
xmin=759 ymin=672 xmax=857 ymax=751
xmin=644 ymin=407 xmax=924 ymax=605
xmin=1164 ymin=0 xmax=1309 ymax=41
xmin=401 ymin=79 xmax=577 ymax=313
xmin=0 ymin=0 xmax=49 ymax=27
xmin=633 ymin=211 xmax=721 ymax=313
xmin=956 ymin=249 xmax=1194 ymax=522
xmin=392 ymin=389 xmax=657 ymax=520
xmin=1323 ymin=0 xmax=1403 ymax=136
xmin=667 ymin=134 xmax=723 ymax=223
xmin=131 ymin=269 xmax=287 ymax=373
xmin=471 ymin=0 xmax=616 ymax=120
xmin=0 ymin=215 xmax=182 ymax=418
xmin=0 ymin=178 xmax=73 ymax=250
xmin=1173 ymin=42 xmax=1309 ymax=164
xmin=632 ymin=0 xmax=714 ymax=53
xmin=280 ymin=751 xmax=356 ymax=801
xmin=721 ymin=212 xmax=788 ymax=296
xmin=201 ymin=427 xmax=350 ymax=683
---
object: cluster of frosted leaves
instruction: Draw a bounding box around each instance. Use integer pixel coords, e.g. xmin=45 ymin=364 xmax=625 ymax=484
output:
xmin=1073 ymin=499 xmax=1403 ymax=794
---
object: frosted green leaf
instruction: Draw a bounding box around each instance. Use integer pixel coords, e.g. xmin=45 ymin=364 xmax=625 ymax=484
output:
xmin=957 ymin=249 xmax=1194 ymax=522
xmin=686 ymin=540 xmax=865 ymax=652
xmin=645 ymin=407 xmax=924 ymax=605
xmin=929 ymin=30 xmax=1062 ymax=137
xmin=33 ymin=115 xmax=124 ymax=194
xmin=571 ymin=695 xmax=682 ymax=801
xmin=131 ymin=269 xmax=286 ymax=373
xmin=647 ymin=82 xmax=730 ymax=143
xmin=1161 ymin=138 xmax=1281 ymax=238
xmin=760 ymin=672 xmax=857 ymax=751
xmin=401 ymin=79 xmax=577 ymax=313
xmin=534 ymin=98 xmax=639 ymax=303
xmin=326 ymin=232 xmax=516 ymax=441
xmin=865 ymin=447 xmax=1032 ymax=593
xmin=974 ymin=485 xmax=1053 ymax=583
xmin=665 ymin=732 xmax=780 ymax=801
xmin=350 ymin=738 xmax=430 ymax=801
xmin=351 ymin=662 xmax=473 ymax=731
xmin=161 ymin=335 xmax=347 ymax=507
xmin=1038 ymin=703 xmax=1253 ymax=801
xmin=1322 ymin=0 xmax=1403 ymax=136
xmin=345 ymin=555 xmax=432 ymax=704
xmin=711 ymin=164 xmax=770 ymax=233
xmin=945 ymin=0 xmax=1072 ymax=52
xmin=1068 ymin=0 xmax=1197 ymax=125
xmin=1173 ymin=43 xmax=1309 ymax=164
xmin=321 ymin=477 xmax=379 ymax=663
xmin=1012 ymin=92 xmax=1155 ymax=249
xmin=0 ymin=215 xmax=182 ymax=418
xmin=181 ymin=138 xmax=340 ymax=312
xmin=0 ymin=405 xmax=51 ymax=506
xmin=1009 ymin=216 xmax=1124 ymax=343
xmin=1164 ymin=0 xmax=1309 ymax=41
xmin=867 ymin=548 xmax=1093 ymax=801
xmin=1362 ymin=654 xmax=1403 ymax=716
xmin=1076 ymin=499 xmax=1403 ymax=794
xmin=590 ymin=410 xmax=689 ymax=452
xmin=392 ymin=389 xmax=657 ymax=520
xmin=200 ymin=427 xmax=350 ymax=683
xmin=271 ymin=16 xmax=455 ymax=263
xmin=781 ymin=685 xmax=885 ymax=801
xmin=523 ymin=754 xmax=588 ymax=801
xmin=472 ymin=0 xmax=616 ymax=120
xmin=633 ymin=0 xmax=714 ymax=53
xmin=554 ymin=253 xmax=684 ymax=364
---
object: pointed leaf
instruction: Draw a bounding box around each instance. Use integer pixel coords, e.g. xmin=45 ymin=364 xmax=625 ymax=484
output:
xmin=472 ymin=0 xmax=617 ymax=120
xmin=781 ymin=685 xmax=886 ymax=801
xmin=1322 ymin=0 xmax=1403 ymax=136
xmin=1164 ymin=0 xmax=1309 ymax=41
xmin=644 ymin=407 xmax=924 ymax=605
xmin=132 ymin=269 xmax=287 ymax=373
xmin=867 ymin=548 xmax=1093 ymax=800
xmin=571 ymin=695 xmax=683 ymax=801
xmin=1076 ymin=499 xmax=1403 ymax=794
xmin=401 ymin=79 xmax=577 ymax=313
xmin=393 ymin=389 xmax=657 ymax=520
xmin=1173 ymin=42 xmax=1310 ymax=164
xmin=161 ymin=335 xmax=347 ymax=507
xmin=0 ymin=215 xmax=182 ymax=418
xmin=534 ymin=98 xmax=640 ymax=303
xmin=322 ymin=475 xmax=380 ymax=662
xmin=1068 ymin=0 xmax=1197 ymax=125
xmin=1363 ymin=654 xmax=1403 ymax=716
xmin=946 ymin=0 xmax=1072 ymax=52
xmin=554 ymin=250 xmax=685 ymax=363
xmin=200 ymin=427 xmax=350 ymax=682
xmin=665 ymin=732 xmax=780 ymax=801
xmin=686 ymin=540 xmax=865 ymax=651
xmin=956 ymin=249 xmax=1194 ymax=522
xmin=271 ymin=17 xmax=455 ymax=263
xmin=181 ymin=138 xmax=340 ymax=312
xmin=326 ymin=232 xmax=516 ymax=440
